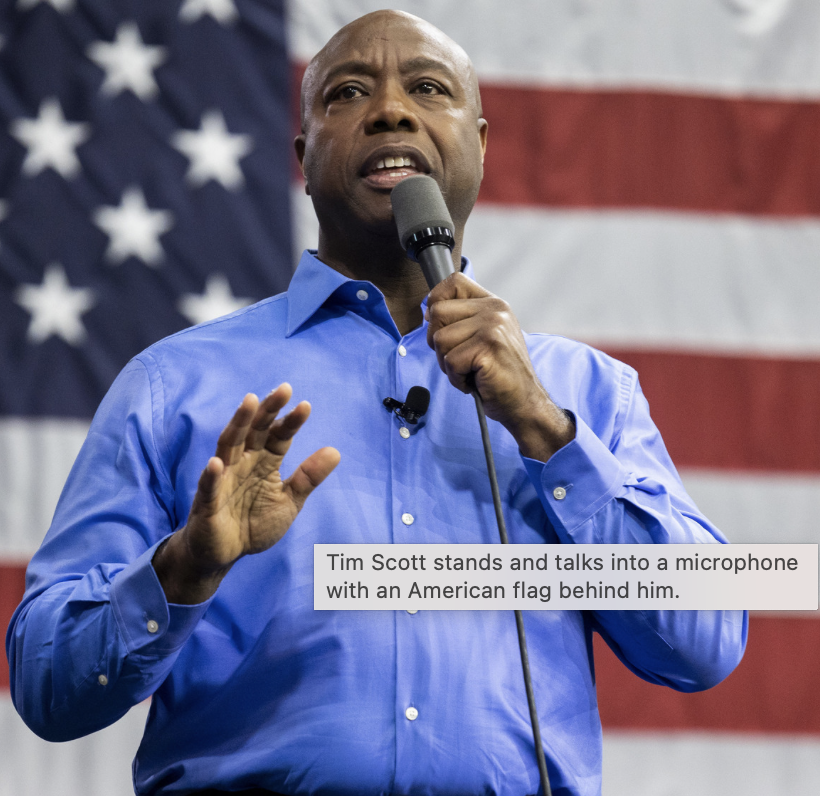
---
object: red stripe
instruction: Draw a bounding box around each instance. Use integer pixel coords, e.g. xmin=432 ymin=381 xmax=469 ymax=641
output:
xmin=1 ymin=564 xmax=26 ymax=691
xmin=595 ymin=615 xmax=820 ymax=735
xmin=480 ymin=86 xmax=820 ymax=216
xmin=291 ymin=63 xmax=820 ymax=217
xmin=599 ymin=348 xmax=820 ymax=473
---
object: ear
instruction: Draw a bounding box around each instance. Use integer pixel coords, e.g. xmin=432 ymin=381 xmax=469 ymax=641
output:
xmin=477 ymin=119 xmax=488 ymax=165
xmin=294 ymin=135 xmax=310 ymax=195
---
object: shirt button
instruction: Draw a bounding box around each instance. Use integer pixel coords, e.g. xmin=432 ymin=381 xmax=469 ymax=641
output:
xmin=146 ymin=619 xmax=159 ymax=634
xmin=553 ymin=486 xmax=567 ymax=500
xmin=97 ymin=674 xmax=108 ymax=686
xmin=405 ymin=706 xmax=419 ymax=721
xmin=356 ymin=289 xmax=369 ymax=301
xmin=406 ymin=609 xmax=419 ymax=615
xmin=401 ymin=513 xmax=414 ymax=526
xmin=398 ymin=345 xmax=407 ymax=357
xmin=399 ymin=427 xmax=410 ymax=439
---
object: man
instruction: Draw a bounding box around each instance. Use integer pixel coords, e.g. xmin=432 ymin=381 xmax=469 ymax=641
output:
xmin=7 ymin=10 xmax=746 ymax=796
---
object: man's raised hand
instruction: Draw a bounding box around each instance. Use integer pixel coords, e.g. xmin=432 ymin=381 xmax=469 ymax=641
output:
xmin=153 ymin=384 xmax=340 ymax=604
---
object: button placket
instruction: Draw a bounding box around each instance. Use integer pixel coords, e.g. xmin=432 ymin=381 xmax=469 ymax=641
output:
xmin=390 ymin=331 xmax=427 ymax=778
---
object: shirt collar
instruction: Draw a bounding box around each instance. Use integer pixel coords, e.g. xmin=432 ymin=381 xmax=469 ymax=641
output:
xmin=285 ymin=249 xmax=475 ymax=337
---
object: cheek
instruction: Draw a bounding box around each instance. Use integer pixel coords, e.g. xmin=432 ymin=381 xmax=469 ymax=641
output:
xmin=301 ymin=139 xmax=329 ymax=185
xmin=302 ymin=132 xmax=350 ymax=187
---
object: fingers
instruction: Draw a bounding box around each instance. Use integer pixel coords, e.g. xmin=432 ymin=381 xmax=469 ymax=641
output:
xmin=214 ymin=384 xmax=298 ymax=466
xmin=287 ymin=447 xmax=342 ymax=508
xmin=245 ymin=384 xmax=293 ymax=451
xmin=263 ymin=399 xmax=312 ymax=457
xmin=426 ymin=271 xmax=492 ymax=307
xmin=214 ymin=394 xmax=260 ymax=465
xmin=191 ymin=456 xmax=225 ymax=513
xmin=436 ymin=336 xmax=485 ymax=393
xmin=425 ymin=297 xmax=507 ymax=350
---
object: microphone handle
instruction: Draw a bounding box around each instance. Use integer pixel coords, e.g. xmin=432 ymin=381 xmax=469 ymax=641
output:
xmin=417 ymin=243 xmax=455 ymax=290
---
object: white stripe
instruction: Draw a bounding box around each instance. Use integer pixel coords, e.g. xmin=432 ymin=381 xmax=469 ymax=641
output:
xmin=293 ymin=188 xmax=820 ymax=357
xmin=287 ymin=0 xmax=820 ymax=98
xmin=466 ymin=206 xmax=820 ymax=356
xmin=0 ymin=698 xmax=147 ymax=796
xmin=0 ymin=419 xmax=88 ymax=558
xmin=603 ymin=730 xmax=820 ymax=795
xmin=682 ymin=469 xmax=820 ymax=545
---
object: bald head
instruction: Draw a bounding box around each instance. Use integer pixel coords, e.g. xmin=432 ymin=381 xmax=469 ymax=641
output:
xmin=300 ymin=10 xmax=482 ymax=132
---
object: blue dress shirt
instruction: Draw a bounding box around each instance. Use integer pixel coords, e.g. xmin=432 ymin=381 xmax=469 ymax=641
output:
xmin=7 ymin=251 xmax=747 ymax=796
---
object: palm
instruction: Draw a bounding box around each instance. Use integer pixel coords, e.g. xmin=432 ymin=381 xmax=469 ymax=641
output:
xmin=186 ymin=385 xmax=340 ymax=570
xmin=220 ymin=450 xmax=299 ymax=555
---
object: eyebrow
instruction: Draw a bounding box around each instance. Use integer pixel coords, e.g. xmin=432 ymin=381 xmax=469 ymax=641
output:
xmin=321 ymin=56 xmax=460 ymax=90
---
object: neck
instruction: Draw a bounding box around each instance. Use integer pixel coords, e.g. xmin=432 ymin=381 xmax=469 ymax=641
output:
xmin=316 ymin=230 xmax=462 ymax=336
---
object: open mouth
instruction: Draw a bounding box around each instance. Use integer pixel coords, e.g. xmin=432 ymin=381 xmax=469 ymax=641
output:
xmin=361 ymin=152 xmax=429 ymax=189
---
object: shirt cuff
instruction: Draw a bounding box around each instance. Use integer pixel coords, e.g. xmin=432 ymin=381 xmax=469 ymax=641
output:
xmin=522 ymin=414 xmax=627 ymax=542
xmin=109 ymin=538 xmax=213 ymax=655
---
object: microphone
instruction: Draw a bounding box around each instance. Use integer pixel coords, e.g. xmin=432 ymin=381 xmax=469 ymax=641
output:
xmin=391 ymin=175 xmax=455 ymax=289
xmin=383 ymin=386 xmax=430 ymax=425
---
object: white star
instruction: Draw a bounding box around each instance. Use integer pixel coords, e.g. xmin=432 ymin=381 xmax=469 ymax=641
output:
xmin=179 ymin=0 xmax=239 ymax=25
xmin=10 ymin=98 xmax=90 ymax=179
xmin=17 ymin=0 xmax=75 ymax=12
xmin=87 ymin=22 xmax=168 ymax=101
xmin=178 ymin=274 xmax=253 ymax=325
xmin=93 ymin=187 xmax=174 ymax=266
xmin=15 ymin=263 xmax=96 ymax=346
xmin=172 ymin=110 xmax=253 ymax=191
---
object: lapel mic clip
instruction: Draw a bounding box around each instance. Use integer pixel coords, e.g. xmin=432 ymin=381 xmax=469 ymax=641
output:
xmin=383 ymin=386 xmax=430 ymax=425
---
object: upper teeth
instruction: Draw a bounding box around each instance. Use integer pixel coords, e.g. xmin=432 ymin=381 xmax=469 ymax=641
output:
xmin=375 ymin=156 xmax=416 ymax=170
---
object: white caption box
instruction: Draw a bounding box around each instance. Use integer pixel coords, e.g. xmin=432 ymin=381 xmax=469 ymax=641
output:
xmin=314 ymin=544 xmax=818 ymax=611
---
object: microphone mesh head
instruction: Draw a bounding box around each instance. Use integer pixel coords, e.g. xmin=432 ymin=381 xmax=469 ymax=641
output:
xmin=404 ymin=386 xmax=431 ymax=417
xmin=391 ymin=176 xmax=454 ymax=249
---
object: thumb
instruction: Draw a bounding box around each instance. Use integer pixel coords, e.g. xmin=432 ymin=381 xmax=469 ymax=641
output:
xmin=286 ymin=447 xmax=341 ymax=509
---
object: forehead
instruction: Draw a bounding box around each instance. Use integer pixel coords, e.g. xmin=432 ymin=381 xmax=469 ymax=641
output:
xmin=310 ymin=15 xmax=471 ymax=92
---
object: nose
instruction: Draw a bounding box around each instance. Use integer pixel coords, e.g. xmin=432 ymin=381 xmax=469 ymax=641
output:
xmin=364 ymin=80 xmax=419 ymax=134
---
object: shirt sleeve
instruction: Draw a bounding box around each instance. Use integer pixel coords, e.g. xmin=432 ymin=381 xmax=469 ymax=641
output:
xmin=5 ymin=358 xmax=212 ymax=742
xmin=521 ymin=367 xmax=748 ymax=693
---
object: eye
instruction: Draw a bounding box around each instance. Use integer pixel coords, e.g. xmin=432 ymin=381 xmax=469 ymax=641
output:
xmin=413 ymin=81 xmax=444 ymax=96
xmin=331 ymin=84 xmax=365 ymax=101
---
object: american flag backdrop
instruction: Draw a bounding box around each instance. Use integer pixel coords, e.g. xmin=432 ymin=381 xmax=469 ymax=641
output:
xmin=2 ymin=1 xmax=819 ymax=794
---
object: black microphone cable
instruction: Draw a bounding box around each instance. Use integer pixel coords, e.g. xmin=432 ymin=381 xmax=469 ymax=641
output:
xmin=391 ymin=175 xmax=553 ymax=796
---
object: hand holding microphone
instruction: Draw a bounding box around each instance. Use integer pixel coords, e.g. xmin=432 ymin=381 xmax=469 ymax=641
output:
xmin=391 ymin=176 xmax=573 ymax=463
